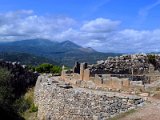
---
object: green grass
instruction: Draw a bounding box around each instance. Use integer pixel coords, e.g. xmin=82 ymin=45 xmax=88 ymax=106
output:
xmin=108 ymin=109 xmax=136 ymax=120
xmin=29 ymin=104 xmax=38 ymax=113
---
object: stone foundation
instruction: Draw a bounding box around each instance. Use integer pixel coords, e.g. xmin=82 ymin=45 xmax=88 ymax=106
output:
xmin=35 ymin=75 xmax=144 ymax=120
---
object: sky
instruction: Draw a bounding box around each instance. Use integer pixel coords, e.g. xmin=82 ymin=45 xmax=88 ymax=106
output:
xmin=0 ymin=0 xmax=160 ymax=53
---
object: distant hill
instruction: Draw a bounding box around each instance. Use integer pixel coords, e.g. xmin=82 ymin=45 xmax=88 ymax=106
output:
xmin=0 ymin=39 xmax=122 ymax=66
xmin=0 ymin=52 xmax=58 ymax=66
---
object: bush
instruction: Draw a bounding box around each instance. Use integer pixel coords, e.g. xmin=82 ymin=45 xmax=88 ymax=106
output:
xmin=0 ymin=67 xmax=13 ymax=105
xmin=148 ymin=54 xmax=156 ymax=65
xmin=35 ymin=63 xmax=53 ymax=73
xmin=35 ymin=63 xmax=62 ymax=74
xmin=12 ymin=87 xmax=35 ymax=113
xmin=50 ymin=66 xmax=62 ymax=74
xmin=13 ymin=97 xmax=30 ymax=114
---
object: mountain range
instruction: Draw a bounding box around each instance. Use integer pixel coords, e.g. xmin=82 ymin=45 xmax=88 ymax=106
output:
xmin=0 ymin=39 xmax=122 ymax=66
xmin=0 ymin=52 xmax=58 ymax=66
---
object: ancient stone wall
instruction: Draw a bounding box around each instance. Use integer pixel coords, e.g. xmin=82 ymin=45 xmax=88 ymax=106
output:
xmin=61 ymin=54 xmax=160 ymax=92
xmin=35 ymin=75 xmax=144 ymax=120
xmin=90 ymin=54 xmax=150 ymax=75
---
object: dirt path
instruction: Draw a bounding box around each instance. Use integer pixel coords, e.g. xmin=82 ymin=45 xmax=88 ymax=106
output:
xmin=119 ymin=97 xmax=160 ymax=120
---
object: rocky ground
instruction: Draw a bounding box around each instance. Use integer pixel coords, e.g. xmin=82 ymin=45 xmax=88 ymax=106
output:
xmin=34 ymin=74 xmax=160 ymax=120
xmin=118 ymin=97 xmax=160 ymax=120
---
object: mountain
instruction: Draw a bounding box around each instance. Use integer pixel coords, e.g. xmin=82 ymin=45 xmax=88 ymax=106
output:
xmin=0 ymin=52 xmax=58 ymax=66
xmin=79 ymin=47 xmax=96 ymax=53
xmin=0 ymin=39 xmax=122 ymax=66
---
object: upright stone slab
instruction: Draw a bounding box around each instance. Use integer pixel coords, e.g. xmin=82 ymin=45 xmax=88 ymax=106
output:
xmin=80 ymin=63 xmax=88 ymax=80
xmin=83 ymin=68 xmax=90 ymax=81
xmin=61 ymin=65 xmax=65 ymax=80
xmin=73 ymin=62 xmax=80 ymax=74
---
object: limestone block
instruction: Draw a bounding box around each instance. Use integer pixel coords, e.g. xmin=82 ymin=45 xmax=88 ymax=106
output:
xmin=80 ymin=63 xmax=88 ymax=80
xmin=122 ymin=79 xmax=130 ymax=88
xmin=94 ymin=74 xmax=103 ymax=85
xmin=111 ymin=77 xmax=123 ymax=90
xmin=130 ymin=81 xmax=143 ymax=86
xmin=103 ymin=79 xmax=112 ymax=88
xmin=83 ymin=69 xmax=90 ymax=81
xmin=139 ymin=93 xmax=149 ymax=97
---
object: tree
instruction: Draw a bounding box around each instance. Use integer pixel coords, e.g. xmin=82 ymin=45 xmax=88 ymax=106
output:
xmin=50 ymin=66 xmax=62 ymax=74
xmin=0 ymin=67 xmax=13 ymax=105
xmin=35 ymin=63 xmax=62 ymax=73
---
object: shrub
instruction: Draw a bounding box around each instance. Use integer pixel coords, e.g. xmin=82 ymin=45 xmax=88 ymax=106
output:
xmin=29 ymin=103 xmax=38 ymax=112
xmin=13 ymin=88 xmax=35 ymax=114
xmin=50 ymin=66 xmax=62 ymax=74
xmin=13 ymin=97 xmax=30 ymax=113
xmin=35 ymin=63 xmax=62 ymax=74
xmin=0 ymin=67 xmax=13 ymax=105
xmin=147 ymin=54 xmax=156 ymax=65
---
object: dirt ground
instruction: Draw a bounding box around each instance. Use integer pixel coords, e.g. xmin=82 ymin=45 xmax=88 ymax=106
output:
xmin=118 ymin=97 xmax=160 ymax=120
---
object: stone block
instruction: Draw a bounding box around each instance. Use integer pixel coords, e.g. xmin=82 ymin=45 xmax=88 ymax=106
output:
xmin=83 ymin=69 xmax=90 ymax=81
xmin=139 ymin=93 xmax=149 ymax=97
xmin=111 ymin=77 xmax=123 ymax=90
xmin=122 ymin=78 xmax=130 ymax=88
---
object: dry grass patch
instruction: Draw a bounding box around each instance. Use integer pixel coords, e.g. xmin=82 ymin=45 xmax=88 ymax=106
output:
xmin=22 ymin=87 xmax=38 ymax=120
xmin=152 ymin=91 xmax=160 ymax=99
xmin=108 ymin=109 xmax=136 ymax=120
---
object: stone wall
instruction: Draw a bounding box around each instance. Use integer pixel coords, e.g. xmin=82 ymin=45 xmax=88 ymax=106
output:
xmin=35 ymin=75 xmax=144 ymax=120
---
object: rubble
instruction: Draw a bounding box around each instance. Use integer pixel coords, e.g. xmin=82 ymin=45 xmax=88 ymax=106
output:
xmin=61 ymin=54 xmax=160 ymax=92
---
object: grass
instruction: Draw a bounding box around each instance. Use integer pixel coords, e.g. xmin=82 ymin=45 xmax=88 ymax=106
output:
xmin=23 ymin=110 xmax=38 ymax=120
xmin=108 ymin=109 xmax=136 ymax=120
xmin=21 ymin=87 xmax=38 ymax=120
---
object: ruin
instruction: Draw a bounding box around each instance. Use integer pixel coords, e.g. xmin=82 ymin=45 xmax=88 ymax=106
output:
xmin=34 ymin=54 xmax=160 ymax=120
xmin=35 ymin=74 xmax=144 ymax=120
xmin=61 ymin=54 xmax=160 ymax=92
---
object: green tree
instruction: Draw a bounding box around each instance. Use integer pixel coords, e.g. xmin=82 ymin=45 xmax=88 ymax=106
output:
xmin=0 ymin=67 xmax=13 ymax=105
xmin=35 ymin=63 xmax=62 ymax=73
xmin=50 ymin=66 xmax=62 ymax=74
xmin=147 ymin=54 xmax=156 ymax=66
xmin=35 ymin=63 xmax=53 ymax=73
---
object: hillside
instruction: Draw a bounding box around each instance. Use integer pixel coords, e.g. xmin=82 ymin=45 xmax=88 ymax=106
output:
xmin=0 ymin=39 xmax=122 ymax=66
xmin=0 ymin=52 xmax=58 ymax=66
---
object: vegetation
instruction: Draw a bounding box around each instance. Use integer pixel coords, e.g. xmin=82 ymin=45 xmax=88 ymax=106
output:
xmin=147 ymin=54 xmax=156 ymax=65
xmin=0 ymin=67 xmax=24 ymax=119
xmin=13 ymin=88 xmax=38 ymax=120
xmin=0 ymin=52 xmax=58 ymax=66
xmin=108 ymin=109 xmax=136 ymax=120
xmin=0 ymin=39 xmax=122 ymax=67
xmin=34 ymin=63 xmax=62 ymax=74
xmin=0 ymin=67 xmax=13 ymax=106
xmin=0 ymin=67 xmax=38 ymax=119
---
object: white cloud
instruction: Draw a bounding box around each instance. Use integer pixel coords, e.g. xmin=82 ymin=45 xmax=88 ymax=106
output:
xmin=0 ymin=10 xmax=76 ymax=41
xmin=81 ymin=18 xmax=120 ymax=33
xmin=0 ymin=10 xmax=160 ymax=53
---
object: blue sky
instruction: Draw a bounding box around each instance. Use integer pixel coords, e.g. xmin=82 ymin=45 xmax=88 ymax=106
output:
xmin=0 ymin=0 xmax=160 ymax=53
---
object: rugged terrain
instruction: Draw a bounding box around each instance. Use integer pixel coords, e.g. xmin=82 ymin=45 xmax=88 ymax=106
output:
xmin=0 ymin=39 xmax=122 ymax=66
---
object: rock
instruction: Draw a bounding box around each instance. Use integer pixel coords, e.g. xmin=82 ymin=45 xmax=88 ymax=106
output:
xmin=139 ymin=93 xmax=149 ymax=97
